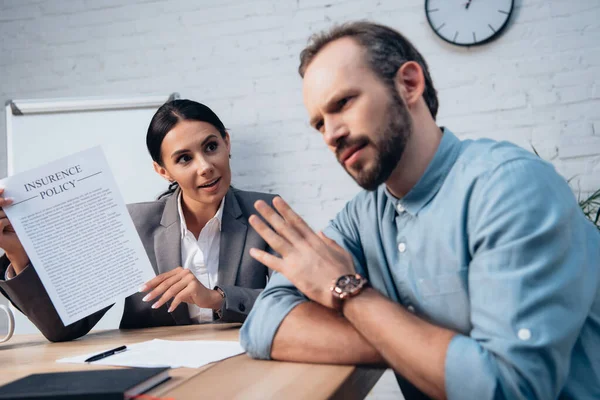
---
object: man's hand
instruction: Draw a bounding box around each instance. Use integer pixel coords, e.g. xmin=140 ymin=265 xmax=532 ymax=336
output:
xmin=248 ymin=197 xmax=355 ymax=309
xmin=139 ymin=267 xmax=224 ymax=312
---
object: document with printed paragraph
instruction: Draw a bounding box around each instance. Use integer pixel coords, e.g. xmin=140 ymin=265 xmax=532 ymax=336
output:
xmin=57 ymin=339 xmax=245 ymax=368
xmin=0 ymin=147 xmax=155 ymax=325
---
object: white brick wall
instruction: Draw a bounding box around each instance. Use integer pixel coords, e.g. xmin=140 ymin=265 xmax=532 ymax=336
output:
xmin=1 ymin=0 xmax=599 ymax=230
xmin=0 ymin=1 xmax=597 ymax=395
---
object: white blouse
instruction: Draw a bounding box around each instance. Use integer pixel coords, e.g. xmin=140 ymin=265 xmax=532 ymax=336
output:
xmin=177 ymin=193 xmax=224 ymax=323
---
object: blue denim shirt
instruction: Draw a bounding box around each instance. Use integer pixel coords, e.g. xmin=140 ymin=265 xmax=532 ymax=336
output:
xmin=241 ymin=129 xmax=600 ymax=400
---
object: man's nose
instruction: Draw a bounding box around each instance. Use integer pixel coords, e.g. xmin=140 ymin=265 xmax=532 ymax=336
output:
xmin=323 ymin=117 xmax=349 ymax=147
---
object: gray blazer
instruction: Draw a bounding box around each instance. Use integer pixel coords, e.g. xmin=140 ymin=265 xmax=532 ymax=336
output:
xmin=0 ymin=187 xmax=275 ymax=342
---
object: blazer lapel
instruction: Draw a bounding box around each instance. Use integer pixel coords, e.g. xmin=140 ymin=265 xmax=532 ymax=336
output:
xmin=217 ymin=189 xmax=247 ymax=287
xmin=154 ymin=190 xmax=182 ymax=275
xmin=154 ymin=189 xmax=191 ymax=325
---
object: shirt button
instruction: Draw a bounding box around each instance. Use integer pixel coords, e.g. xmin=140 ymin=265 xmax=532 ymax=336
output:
xmin=518 ymin=328 xmax=531 ymax=341
xmin=396 ymin=203 xmax=405 ymax=213
xmin=398 ymin=242 xmax=407 ymax=253
xmin=407 ymin=305 xmax=415 ymax=313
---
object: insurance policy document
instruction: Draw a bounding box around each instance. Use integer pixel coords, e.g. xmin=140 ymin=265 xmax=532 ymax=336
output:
xmin=0 ymin=147 xmax=155 ymax=325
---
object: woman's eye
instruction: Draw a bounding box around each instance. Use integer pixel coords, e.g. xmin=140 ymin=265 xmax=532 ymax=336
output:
xmin=206 ymin=142 xmax=218 ymax=152
xmin=176 ymin=154 xmax=192 ymax=164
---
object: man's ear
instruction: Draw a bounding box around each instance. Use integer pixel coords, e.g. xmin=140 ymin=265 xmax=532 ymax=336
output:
xmin=394 ymin=61 xmax=425 ymax=108
xmin=153 ymin=161 xmax=173 ymax=182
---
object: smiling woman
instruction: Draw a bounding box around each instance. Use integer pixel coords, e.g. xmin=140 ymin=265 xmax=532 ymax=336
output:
xmin=0 ymin=99 xmax=276 ymax=342
xmin=148 ymin=101 xmax=233 ymax=229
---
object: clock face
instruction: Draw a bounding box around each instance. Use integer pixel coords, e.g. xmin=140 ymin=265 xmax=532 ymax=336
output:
xmin=425 ymin=0 xmax=514 ymax=46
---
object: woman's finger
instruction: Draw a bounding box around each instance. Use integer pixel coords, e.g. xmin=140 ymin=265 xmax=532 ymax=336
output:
xmin=143 ymin=271 xmax=185 ymax=302
xmin=0 ymin=219 xmax=16 ymax=233
xmin=168 ymin=290 xmax=190 ymax=313
xmin=151 ymin=276 xmax=192 ymax=309
xmin=0 ymin=215 xmax=13 ymax=228
xmin=0 ymin=196 xmax=13 ymax=208
xmin=139 ymin=266 xmax=183 ymax=292
xmin=0 ymin=218 xmax=10 ymax=231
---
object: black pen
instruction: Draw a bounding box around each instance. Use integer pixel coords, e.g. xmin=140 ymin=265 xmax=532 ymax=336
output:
xmin=84 ymin=345 xmax=127 ymax=363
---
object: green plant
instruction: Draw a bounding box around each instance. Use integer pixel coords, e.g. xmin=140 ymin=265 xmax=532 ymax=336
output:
xmin=579 ymin=188 xmax=600 ymax=231
xmin=531 ymin=146 xmax=600 ymax=231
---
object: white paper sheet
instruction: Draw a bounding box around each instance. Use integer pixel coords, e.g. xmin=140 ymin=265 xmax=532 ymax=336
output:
xmin=0 ymin=147 xmax=156 ymax=325
xmin=57 ymin=339 xmax=245 ymax=368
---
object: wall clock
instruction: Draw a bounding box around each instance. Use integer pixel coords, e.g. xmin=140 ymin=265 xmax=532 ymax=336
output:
xmin=425 ymin=0 xmax=514 ymax=46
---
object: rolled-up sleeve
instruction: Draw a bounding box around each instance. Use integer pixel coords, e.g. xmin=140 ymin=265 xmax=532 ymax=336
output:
xmin=240 ymin=272 xmax=307 ymax=359
xmin=445 ymin=158 xmax=599 ymax=399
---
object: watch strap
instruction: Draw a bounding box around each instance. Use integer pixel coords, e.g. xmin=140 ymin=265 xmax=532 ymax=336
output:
xmin=213 ymin=286 xmax=226 ymax=320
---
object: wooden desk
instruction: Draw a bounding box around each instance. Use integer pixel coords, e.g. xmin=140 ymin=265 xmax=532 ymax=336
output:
xmin=0 ymin=324 xmax=384 ymax=399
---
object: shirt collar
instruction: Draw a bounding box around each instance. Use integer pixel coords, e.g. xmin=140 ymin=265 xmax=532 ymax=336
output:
xmin=385 ymin=127 xmax=461 ymax=216
xmin=177 ymin=192 xmax=225 ymax=239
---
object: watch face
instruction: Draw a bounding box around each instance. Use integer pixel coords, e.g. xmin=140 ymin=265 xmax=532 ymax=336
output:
xmin=338 ymin=275 xmax=355 ymax=289
xmin=334 ymin=274 xmax=366 ymax=298
xmin=425 ymin=0 xmax=514 ymax=46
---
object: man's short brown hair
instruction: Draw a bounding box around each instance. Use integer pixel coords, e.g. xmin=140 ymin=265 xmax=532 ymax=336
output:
xmin=299 ymin=21 xmax=439 ymax=119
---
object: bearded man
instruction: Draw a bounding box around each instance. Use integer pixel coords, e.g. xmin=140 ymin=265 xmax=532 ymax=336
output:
xmin=240 ymin=22 xmax=600 ymax=400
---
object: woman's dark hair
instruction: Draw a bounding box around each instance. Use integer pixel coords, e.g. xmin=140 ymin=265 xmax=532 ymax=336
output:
xmin=146 ymin=99 xmax=227 ymax=199
xmin=299 ymin=21 xmax=439 ymax=119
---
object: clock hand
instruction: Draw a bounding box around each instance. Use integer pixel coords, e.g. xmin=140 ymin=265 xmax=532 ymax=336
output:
xmin=465 ymin=0 xmax=472 ymax=10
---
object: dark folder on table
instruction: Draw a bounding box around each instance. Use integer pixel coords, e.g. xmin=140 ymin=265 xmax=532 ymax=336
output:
xmin=0 ymin=367 xmax=170 ymax=400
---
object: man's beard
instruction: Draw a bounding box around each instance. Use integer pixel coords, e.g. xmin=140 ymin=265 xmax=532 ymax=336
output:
xmin=337 ymin=90 xmax=412 ymax=191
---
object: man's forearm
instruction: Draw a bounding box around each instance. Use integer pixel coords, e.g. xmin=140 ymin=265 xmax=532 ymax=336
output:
xmin=271 ymin=301 xmax=385 ymax=365
xmin=343 ymin=288 xmax=455 ymax=400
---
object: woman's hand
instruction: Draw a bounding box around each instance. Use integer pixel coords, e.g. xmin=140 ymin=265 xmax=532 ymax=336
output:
xmin=139 ymin=267 xmax=224 ymax=312
xmin=0 ymin=189 xmax=29 ymax=274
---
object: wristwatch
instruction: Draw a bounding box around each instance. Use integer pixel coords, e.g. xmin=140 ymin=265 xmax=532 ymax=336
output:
xmin=330 ymin=273 xmax=368 ymax=310
xmin=213 ymin=286 xmax=226 ymax=320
